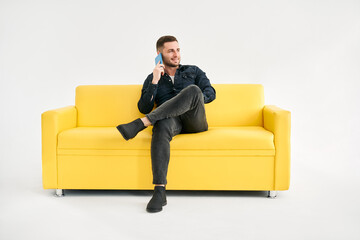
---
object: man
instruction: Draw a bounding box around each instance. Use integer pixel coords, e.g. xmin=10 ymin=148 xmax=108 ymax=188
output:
xmin=116 ymin=35 xmax=216 ymax=213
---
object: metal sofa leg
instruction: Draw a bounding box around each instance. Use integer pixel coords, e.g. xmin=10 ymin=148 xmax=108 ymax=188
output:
xmin=267 ymin=191 xmax=277 ymax=198
xmin=55 ymin=189 xmax=64 ymax=197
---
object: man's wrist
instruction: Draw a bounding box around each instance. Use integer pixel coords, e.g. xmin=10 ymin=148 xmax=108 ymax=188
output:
xmin=152 ymin=78 xmax=159 ymax=85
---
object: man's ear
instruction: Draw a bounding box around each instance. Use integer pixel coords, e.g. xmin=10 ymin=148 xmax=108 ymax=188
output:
xmin=157 ymin=47 xmax=163 ymax=55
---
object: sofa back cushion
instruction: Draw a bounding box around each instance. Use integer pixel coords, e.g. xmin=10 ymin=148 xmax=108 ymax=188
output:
xmin=76 ymin=85 xmax=143 ymax=127
xmin=205 ymin=84 xmax=264 ymax=127
xmin=75 ymin=84 xmax=264 ymax=127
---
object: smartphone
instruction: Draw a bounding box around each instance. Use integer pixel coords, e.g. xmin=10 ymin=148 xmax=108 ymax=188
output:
xmin=155 ymin=53 xmax=163 ymax=65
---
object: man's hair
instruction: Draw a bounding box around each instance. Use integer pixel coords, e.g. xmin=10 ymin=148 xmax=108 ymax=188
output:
xmin=156 ymin=35 xmax=178 ymax=52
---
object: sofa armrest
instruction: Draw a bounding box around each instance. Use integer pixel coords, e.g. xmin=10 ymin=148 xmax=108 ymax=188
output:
xmin=263 ymin=105 xmax=291 ymax=190
xmin=41 ymin=106 xmax=77 ymax=189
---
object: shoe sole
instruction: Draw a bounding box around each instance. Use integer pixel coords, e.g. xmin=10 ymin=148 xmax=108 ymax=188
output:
xmin=146 ymin=201 xmax=167 ymax=213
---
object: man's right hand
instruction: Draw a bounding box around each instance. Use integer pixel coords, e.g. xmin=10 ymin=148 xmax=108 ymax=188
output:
xmin=152 ymin=62 xmax=165 ymax=84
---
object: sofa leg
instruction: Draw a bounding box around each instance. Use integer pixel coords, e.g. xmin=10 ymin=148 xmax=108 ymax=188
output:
xmin=55 ymin=189 xmax=64 ymax=197
xmin=267 ymin=191 xmax=277 ymax=198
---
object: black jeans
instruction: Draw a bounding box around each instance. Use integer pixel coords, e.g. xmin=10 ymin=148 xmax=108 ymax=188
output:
xmin=146 ymin=85 xmax=208 ymax=184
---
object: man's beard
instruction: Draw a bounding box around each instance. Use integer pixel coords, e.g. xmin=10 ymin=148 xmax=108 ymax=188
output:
xmin=163 ymin=57 xmax=180 ymax=67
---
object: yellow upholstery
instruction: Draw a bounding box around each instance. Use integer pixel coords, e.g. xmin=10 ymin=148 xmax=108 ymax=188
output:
xmin=75 ymin=85 xmax=144 ymax=127
xmin=75 ymin=84 xmax=264 ymax=127
xmin=58 ymin=126 xmax=274 ymax=152
xmin=42 ymin=84 xmax=291 ymax=191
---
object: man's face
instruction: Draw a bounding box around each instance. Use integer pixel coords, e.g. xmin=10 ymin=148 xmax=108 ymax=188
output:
xmin=159 ymin=41 xmax=181 ymax=67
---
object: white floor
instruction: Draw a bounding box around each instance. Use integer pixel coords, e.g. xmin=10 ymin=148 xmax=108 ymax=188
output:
xmin=1 ymin=161 xmax=359 ymax=240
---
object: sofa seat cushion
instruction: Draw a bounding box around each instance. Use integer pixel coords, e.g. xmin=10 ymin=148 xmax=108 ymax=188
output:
xmin=57 ymin=126 xmax=275 ymax=156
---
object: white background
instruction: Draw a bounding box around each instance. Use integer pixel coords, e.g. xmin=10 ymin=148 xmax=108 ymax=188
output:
xmin=1 ymin=0 xmax=359 ymax=239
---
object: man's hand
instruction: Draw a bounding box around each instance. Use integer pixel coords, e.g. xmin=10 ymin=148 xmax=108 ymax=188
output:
xmin=152 ymin=61 xmax=165 ymax=84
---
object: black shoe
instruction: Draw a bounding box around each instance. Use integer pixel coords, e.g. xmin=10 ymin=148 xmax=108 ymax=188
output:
xmin=146 ymin=186 xmax=167 ymax=213
xmin=116 ymin=118 xmax=146 ymax=140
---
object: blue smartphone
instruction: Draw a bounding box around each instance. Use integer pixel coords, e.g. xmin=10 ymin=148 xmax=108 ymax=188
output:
xmin=155 ymin=53 xmax=163 ymax=65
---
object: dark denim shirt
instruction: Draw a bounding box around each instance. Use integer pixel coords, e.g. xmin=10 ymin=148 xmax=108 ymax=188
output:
xmin=138 ymin=64 xmax=216 ymax=114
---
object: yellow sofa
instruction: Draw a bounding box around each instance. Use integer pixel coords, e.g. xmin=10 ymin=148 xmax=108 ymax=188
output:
xmin=41 ymin=84 xmax=291 ymax=198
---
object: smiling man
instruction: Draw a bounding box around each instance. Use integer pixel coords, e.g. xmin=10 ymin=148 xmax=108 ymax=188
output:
xmin=116 ymin=35 xmax=216 ymax=213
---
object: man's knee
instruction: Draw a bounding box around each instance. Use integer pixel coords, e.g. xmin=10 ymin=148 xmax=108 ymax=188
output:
xmin=184 ymin=84 xmax=201 ymax=94
xmin=182 ymin=85 xmax=203 ymax=101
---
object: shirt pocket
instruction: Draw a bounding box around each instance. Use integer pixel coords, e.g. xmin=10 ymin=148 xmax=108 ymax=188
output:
xmin=182 ymin=73 xmax=196 ymax=84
